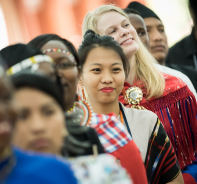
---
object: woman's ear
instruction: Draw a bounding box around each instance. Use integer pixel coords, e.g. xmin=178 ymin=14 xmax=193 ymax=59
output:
xmin=78 ymin=78 xmax=83 ymax=87
xmin=77 ymin=66 xmax=82 ymax=78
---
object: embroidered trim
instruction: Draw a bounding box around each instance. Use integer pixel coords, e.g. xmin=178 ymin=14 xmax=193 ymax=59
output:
xmin=6 ymin=55 xmax=53 ymax=76
xmin=42 ymin=48 xmax=76 ymax=62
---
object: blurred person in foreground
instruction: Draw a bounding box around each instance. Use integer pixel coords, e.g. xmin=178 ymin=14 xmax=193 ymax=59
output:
xmin=166 ymin=0 xmax=197 ymax=91
xmin=123 ymin=7 xmax=197 ymax=99
xmin=0 ymin=43 xmax=105 ymax=157
xmin=0 ymin=65 xmax=78 ymax=184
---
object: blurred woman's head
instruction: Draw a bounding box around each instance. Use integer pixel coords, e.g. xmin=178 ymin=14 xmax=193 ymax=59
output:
xmin=78 ymin=30 xmax=129 ymax=105
xmin=82 ymin=5 xmax=164 ymax=99
xmin=0 ymin=43 xmax=55 ymax=80
xmin=28 ymin=34 xmax=80 ymax=111
xmin=12 ymin=73 xmax=67 ymax=155
xmin=0 ymin=66 xmax=16 ymax=155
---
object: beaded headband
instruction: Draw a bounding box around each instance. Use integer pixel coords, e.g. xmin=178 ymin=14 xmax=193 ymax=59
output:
xmin=42 ymin=48 xmax=76 ymax=62
xmin=6 ymin=55 xmax=53 ymax=76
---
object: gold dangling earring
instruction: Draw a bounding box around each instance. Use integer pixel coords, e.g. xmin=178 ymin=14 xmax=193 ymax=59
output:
xmin=82 ymin=86 xmax=86 ymax=101
xmin=122 ymin=86 xmax=128 ymax=104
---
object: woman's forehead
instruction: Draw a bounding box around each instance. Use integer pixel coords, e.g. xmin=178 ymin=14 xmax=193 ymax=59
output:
xmin=41 ymin=40 xmax=69 ymax=51
xmin=128 ymin=14 xmax=146 ymax=29
xmin=97 ymin=11 xmax=128 ymax=33
xmin=85 ymin=47 xmax=122 ymax=65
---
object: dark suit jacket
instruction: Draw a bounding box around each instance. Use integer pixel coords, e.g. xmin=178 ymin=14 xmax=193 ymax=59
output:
xmin=166 ymin=29 xmax=197 ymax=91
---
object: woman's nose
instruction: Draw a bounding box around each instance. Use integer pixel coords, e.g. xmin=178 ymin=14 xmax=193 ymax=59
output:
xmin=120 ymin=27 xmax=129 ymax=37
xmin=101 ymin=73 xmax=113 ymax=84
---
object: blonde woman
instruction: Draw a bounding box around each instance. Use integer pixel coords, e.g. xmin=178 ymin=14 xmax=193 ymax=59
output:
xmin=82 ymin=4 xmax=197 ymax=184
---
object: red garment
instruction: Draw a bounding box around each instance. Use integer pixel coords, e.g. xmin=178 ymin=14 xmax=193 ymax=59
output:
xmin=119 ymin=73 xmax=197 ymax=170
xmin=90 ymin=113 xmax=148 ymax=184
xmin=182 ymin=173 xmax=197 ymax=184
xmin=112 ymin=140 xmax=148 ymax=184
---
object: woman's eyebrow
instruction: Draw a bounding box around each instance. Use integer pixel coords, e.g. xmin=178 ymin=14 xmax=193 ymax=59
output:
xmin=112 ymin=63 xmax=123 ymax=66
xmin=41 ymin=101 xmax=56 ymax=111
xmin=90 ymin=63 xmax=102 ymax=66
xmin=56 ymin=56 xmax=71 ymax=62
xmin=105 ymin=19 xmax=128 ymax=32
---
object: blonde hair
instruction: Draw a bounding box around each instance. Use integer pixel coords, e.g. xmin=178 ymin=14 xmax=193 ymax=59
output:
xmin=82 ymin=5 xmax=165 ymax=99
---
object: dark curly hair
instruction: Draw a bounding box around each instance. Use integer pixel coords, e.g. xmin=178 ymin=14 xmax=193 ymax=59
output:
xmin=28 ymin=34 xmax=80 ymax=67
xmin=78 ymin=30 xmax=130 ymax=78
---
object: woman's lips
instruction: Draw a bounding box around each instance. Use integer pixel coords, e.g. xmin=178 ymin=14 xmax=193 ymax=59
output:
xmin=100 ymin=87 xmax=115 ymax=93
xmin=151 ymin=45 xmax=165 ymax=52
xmin=30 ymin=138 xmax=51 ymax=150
xmin=120 ymin=38 xmax=134 ymax=46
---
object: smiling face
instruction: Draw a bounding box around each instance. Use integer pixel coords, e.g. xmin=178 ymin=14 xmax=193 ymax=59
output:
xmin=41 ymin=40 xmax=79 ymax=111
xmin=12 ymin=87 xmax=66 ymax=155
xmin=0 ymin=76 xmax=16 ymax=154
xmin=144 ymin=17 xmax=168 ymax=65
xmin=81 ymin=47 xmax=125 ymax=105
xmin=96 ymin=11 xmax=140 ymax=58
xmin=128 ymin=14 xmax=149 ymax=48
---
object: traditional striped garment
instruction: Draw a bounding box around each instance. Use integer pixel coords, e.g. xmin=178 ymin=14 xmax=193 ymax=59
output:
xmin=120 ymin=103 xmax=180 ymax=184
xmin=119 ymin=73 xmax=197 ymax=171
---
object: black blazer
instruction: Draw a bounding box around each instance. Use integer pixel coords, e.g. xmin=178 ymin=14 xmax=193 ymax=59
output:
xmin=166 ymin=29 xmax=197 ymax=91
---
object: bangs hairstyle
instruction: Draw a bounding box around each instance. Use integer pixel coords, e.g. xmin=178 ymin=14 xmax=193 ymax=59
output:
xmin=78 ymin=30 xmax=130 ymax=78
xmin=82 ymin=4 xmax=165 ymax=99
xmin=28 ymin=34 xmax=80 ymax=67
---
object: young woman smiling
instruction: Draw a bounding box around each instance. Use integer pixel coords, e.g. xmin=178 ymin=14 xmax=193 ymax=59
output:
xmin=82 ymin=4 xmax=197 ymax=183
xmin=78 ymin=30 xmax=183 ymax=184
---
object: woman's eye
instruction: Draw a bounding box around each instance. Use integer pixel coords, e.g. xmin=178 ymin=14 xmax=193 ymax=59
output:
xmin=109 ymin=30 xmax=116 ymax=34
xmin=44 ymin=109 xmax=54 ymax=116
xmin=138 ymin=32 xmax=146 ymax=37
xmin=18 ymin=113 xmax=28 ymax=121
xmin=112 ymin=68 xmax=121 ymax=72
xmin=92 ymin=68 xmax=101 ymax=72
xmin=159 ymin=29 xmax=164 ymax=33
xmin=124 ymin=24 xmax=129 ymax=27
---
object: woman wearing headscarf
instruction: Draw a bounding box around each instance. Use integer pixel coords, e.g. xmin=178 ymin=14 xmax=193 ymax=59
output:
xmin=0 ymin=65 xmax=78 ymax=184
xmin=0 ymin=44 xmax=133 ymax=184
xmin=0 ymin=43 xmax=104 ymax=157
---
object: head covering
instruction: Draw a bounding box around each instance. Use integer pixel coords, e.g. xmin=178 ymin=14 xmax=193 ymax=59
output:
xmin=12 ymin=73 xmax=65 ymax=111
xmin=127 ymin=1 xmax=161 ymax=21
xmin=28 ymin=34 xmax=80 ymax=66
xmin=0 ymin=43 xmax=53 ymax=75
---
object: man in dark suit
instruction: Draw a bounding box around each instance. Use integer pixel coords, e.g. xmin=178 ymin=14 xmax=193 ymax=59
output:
xmin=165 ymin=0 xmax=197 ymax=91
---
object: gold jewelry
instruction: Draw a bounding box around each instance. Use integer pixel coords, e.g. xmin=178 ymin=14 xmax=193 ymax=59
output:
xmin=126 ymin=87 xmax=146 ymax=110
xmin=67 ymin=104 xmax=76 ymax=113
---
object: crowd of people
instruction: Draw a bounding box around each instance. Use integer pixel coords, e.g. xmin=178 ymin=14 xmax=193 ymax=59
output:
xmin=0 ymin=0 xmax=197 ymax=184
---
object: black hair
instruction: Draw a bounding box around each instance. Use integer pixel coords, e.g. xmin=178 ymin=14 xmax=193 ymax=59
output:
xmin=0 ymin=43 xmax=43 ymax=69
xmin=12 ymin=72 xmax=65 ymax=111
xmin=123 ymin=8 xmax=142 ymax=17
xmin=28 ymin=34 xmax=80 ymax=67
xmin=189 ymin=0 xmax=197 ymax=25
xmin=78 ymin=30 xmax=130 ymax=78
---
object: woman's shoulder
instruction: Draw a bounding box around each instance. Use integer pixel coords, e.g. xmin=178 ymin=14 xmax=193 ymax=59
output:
xmin=121 ymin=103 xmax=157 ymax=122
xmin=120 ymin=103 xmax=157 ymax=133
